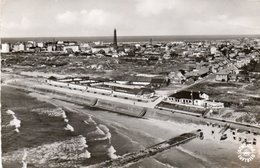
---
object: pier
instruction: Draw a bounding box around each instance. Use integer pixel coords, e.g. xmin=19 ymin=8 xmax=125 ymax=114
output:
xmin=89 ymin=130 xmax=201 ymax=168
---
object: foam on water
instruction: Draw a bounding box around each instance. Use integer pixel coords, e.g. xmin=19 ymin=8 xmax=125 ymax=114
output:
xmin=94 ymin=126 xmax=106 ymax=136
xmin=22 ymin=150 xmax=28 ymax=168
xmin=65 ymin=124 xmax=74 ymax=132
xmin=32 ymin=107 xmax=67 ymax=118
xmin=2 ymin=135 xmax=91 ymax=167
xmin=6 ymin=109 xmax=21 ymax=133
xmin=153 ymin=159 xmax=178 ymax=168
xmin=6 ymin=109 xmax=15 ymax=115
xmin=176 ymin=146 xmax=209 ymax=163
xmin=86 ymin=116 xmax=96 ymax=125
xmin=98 ymin=124 xmax=111 ymax=140
xmin=107 ymin=146 xmax=118 ymax=159
xmin=33 ymin=107 xmax=76 ymax=132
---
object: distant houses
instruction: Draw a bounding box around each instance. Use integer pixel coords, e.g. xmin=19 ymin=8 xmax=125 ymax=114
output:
xmin=114 ymin=75 xmax=169 ymax=89
xmin=216 ymin=69 xmax=230 ymax=82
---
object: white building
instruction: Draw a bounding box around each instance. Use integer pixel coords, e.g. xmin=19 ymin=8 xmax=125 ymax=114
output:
xmin=47 ymin=46 xmax=53 ymax=52
xmin=210 ymin=46 xmax=217 ymax=55
xmin=1 ymin=43 xmax=10 ymax=53
xmin=63 ymin=45 xmax=79 ymax=52
xmin=166 ymin=90 xmax=224 ymax=109
xmin=13 ymin=44 xmax=20 ymax=52
xmin=91 ymin=46 xmax=110 ymax=53
xmin=37 ymin=42 xmax=44 ymax=48
xmin=19 ymin=43 xmax=25 ymax=51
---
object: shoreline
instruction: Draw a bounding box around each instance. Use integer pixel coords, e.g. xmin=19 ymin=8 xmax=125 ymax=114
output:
xmin=2 ymin=72 xmax=260 ymax=134
xmin=2 ymin=83 xmax=260 ymax=167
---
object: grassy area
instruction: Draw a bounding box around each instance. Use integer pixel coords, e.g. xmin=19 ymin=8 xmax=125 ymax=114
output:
xmin=1 ymin=53 xmax=185 ymax=79
xmin=188 ymin=81 xmax=260 ymax=123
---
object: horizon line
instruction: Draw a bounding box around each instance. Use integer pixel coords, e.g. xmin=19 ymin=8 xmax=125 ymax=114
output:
xmin=2 ymin=34 xmax=260 ymax=39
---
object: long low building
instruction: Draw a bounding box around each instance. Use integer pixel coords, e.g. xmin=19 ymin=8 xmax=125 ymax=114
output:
xmin=165 ymin=90 xmax=224 ymax=109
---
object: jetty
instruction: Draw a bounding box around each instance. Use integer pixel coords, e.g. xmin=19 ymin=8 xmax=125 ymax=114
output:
xmin=88 ymin=130 xmax=201 ymax=168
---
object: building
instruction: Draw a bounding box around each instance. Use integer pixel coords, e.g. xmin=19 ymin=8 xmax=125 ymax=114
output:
xmin=1 ymin=43 xmax=10 ymax=53
xmin=166 ymin=90 xmax=224 ymax=109
xmin=63 ymin=45 xmax=79 ymax=53
xmin=167 ymin=91 xmax=209 ymax=107
xmin=91 ymin=45 xmax=110 ymax=53
xmin=19 ymin=43 xmax=25 ymax=51
xmin=210 ymin=46 xmax=217 ymax=54
xmin=150 ymin=78 xmax=169 ymax=88
xmin=47 ymin=45 xmax=54 ymax=52
xmin=216 ymin=69 xmax=229 ymax=82
xmin=13 ymin=43 xmax=25 ymax=52
xmin=37 ymin=42 xmax=44 ymax=48
xmin=13 ymin=44 xmax=20 ymax=52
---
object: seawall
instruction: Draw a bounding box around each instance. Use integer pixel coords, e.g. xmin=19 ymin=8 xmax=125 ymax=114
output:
xmin=5 ymin=78 xmax=260 ymax=134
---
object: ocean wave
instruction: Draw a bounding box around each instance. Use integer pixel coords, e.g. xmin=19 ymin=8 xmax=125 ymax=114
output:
xmin=6 ymin=109 xmax=21 ymax=133
xmin=176 ymin=146 xmax=209 ymax=163
xmin=107 ymin=146 xmax=118 ymax=159
xmin=32 ymin=107 xmax=67 ymax=119
xmin=64 ymin=124 xmax=74 ymax=132
xmin=94 ymin=124 xmax=111 ymax=142
xmin=6 ymin=109 xmax=15 ymax=115
xmin=86 ymin=116 xmax=97 ymax=125
xmin=153 ymin=158 xmax=178 ymax=168
xmin=110 ymin=122 xmax=145 ymax=149
xmin=95 ymin=126 xmax=106 ymax=135
xmin=2 ymin=135 xmax=91 ymax=167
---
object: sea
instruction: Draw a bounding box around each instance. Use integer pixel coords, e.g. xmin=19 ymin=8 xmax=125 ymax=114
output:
xmin=1 ymin=85 xmax=260 ymax=168
xmin=2 ymin=34 xmax=260 ymax=43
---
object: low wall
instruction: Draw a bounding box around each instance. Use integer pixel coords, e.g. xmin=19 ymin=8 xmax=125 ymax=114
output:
xmin=95 ymin=99 xmax=147 ymax=118
xmin=34 ymin=87 xmax=98 ymax=107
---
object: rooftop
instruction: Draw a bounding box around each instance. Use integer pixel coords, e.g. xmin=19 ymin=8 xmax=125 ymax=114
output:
xmin=169 ymin=90 xmax=204 ymax=100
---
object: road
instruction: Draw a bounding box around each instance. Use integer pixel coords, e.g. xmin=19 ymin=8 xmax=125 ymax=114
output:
xmin=157 ymin=73 xmax=216 ymax=97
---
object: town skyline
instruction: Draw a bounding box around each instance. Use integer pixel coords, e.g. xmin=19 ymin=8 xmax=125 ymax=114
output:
xmin=1 ymin=0 xmax=260 ymax=37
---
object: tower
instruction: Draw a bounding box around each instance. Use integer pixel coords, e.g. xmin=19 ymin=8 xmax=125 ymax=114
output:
xmin=113 ymin=28 xmax=118 ymax=49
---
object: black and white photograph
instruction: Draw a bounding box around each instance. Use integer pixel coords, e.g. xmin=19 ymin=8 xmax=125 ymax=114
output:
xmin=1 ymin=0 xmax=260 ymax=167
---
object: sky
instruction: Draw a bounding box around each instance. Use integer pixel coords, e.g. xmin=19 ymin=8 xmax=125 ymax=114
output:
xmin=1 ymin=0 xmax=260 ymax=37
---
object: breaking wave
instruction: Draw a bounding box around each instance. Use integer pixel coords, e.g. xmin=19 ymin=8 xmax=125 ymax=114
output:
xmin=6 ymin=109 xmax=21 ymax=133
xmin=22 ymin=150 xmax=28 ymax=168
xmin=64 ymin=124 xmax=74 ymax=132
xmin=94 ymin=124 xmax=111 ymax=142
xmin=107 ymin=146 xmax=118 ymax=159
xmin=2 ymin=135 xmax=91 ymax=167
xmin=33 ymin=107 xmax=75 ymax=132
xmin=93 ymin=126 xmax=106 ymax=136
xmin=32 ymin=107 xmax=67 ymax=119
xmin=85 ymin=116 xmax=96 ymax=125
xmin=6 ymin=109 xmax=15 ymax=115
